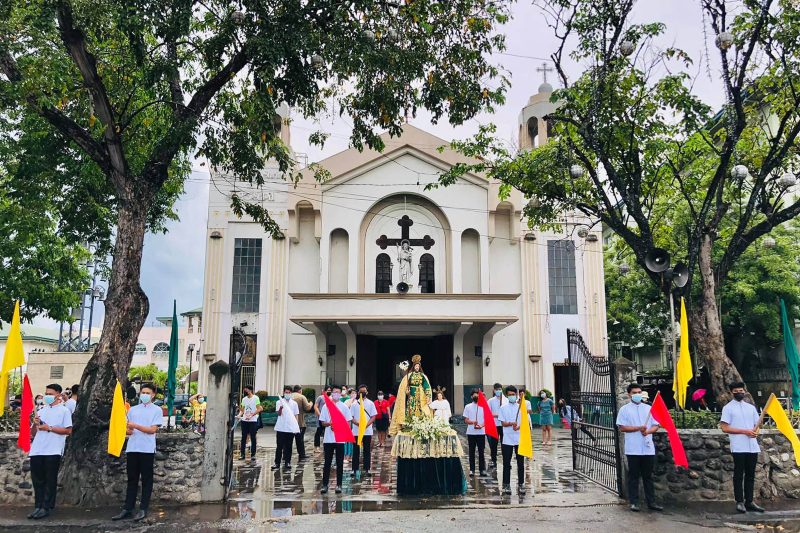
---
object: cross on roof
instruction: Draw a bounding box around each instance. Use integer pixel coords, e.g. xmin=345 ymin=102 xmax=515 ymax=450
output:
xmin=536 ymin=62 xmax=554 ymax=84
xmin=375 ymin=215 xmax=436 ymax=250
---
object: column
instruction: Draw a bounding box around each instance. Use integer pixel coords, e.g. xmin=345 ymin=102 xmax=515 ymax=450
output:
xmin=337 ymin=322 xmax=356 ymax=386
xmin=452 ymin=322 xmax=472 ymax=413
xmin=481 ymin=322 xmax=509 ymax=388
xmin=201 ymin=359 xmax=231 ymax=502
xmin=304 ymin=322 xmax=329 ymax=387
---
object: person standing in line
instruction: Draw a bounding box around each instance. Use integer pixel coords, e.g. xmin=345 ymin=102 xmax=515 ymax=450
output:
xmin=538 ymin=390 xmax=555 ymax=446
xmin=64 ymin=385 xmax=78 ymax=414
xmin=499 ymin=385 xmax=527 ymax=495
xmin=239 ymin=385 xmax=262 ymax=461
xmin=616 ymin=383 xmax=663 ymax=512
xmin=558 ymin=398 xmax=596 ymax=442
xmin=463 ymin=388 xmax=487 ymax=477
xmin=720 ymin=382 xmax=765 ymax=514
xmin=373 ymin=390 xmax=393 ymax=448
xmin=273 ymin=385 xmax=300 ymax=470
xmin=314 ymin=386 xmax=333 ymax=451
xmin=27 ymin=384 xmax=72 ymax=520
xmin=350 ymin=384 xmax=378 ymax=477
xmin=487 ymin=382 xmax=506 ymax=468
xmin=343 ymin=388 xmax=356 ymax=462
xmin=291 ymin=385 xmax=312 ymax=460
xmin=112 ymin=384 xmax=162 ymax=522
xmin=319 ymin=385 xmax=353 ymax=494
xmin=188 ymin=393 xmax=207 ymax=432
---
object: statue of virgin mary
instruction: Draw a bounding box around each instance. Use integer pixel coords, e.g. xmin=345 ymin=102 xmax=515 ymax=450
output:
xmin=389 ymin=354 xmax=433 ymax=436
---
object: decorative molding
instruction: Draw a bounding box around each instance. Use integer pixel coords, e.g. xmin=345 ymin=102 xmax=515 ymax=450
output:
xmin=289 ymin=293 xmax=520 ymax=300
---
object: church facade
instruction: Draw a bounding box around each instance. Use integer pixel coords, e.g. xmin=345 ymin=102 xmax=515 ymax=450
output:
xmin=199 ymin=83 xmax=607 ymax=412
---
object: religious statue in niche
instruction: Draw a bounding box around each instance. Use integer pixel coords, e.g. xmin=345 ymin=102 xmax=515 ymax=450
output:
xmin=396 ymin=239 xmax=414 ymax=283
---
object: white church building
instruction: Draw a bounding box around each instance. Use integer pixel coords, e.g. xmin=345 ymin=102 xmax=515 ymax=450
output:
xmin=199 ymin=82 xmax=608 ymax=412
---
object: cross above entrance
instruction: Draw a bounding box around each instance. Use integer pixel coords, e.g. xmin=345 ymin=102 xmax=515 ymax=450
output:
xmin=375 ymin=215 xmax=435 ymax=250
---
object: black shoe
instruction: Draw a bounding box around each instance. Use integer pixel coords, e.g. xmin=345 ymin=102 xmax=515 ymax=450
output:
xmin=736 ymin=502 xmax=747 ymax=513
xmin=350 ymin=471 xmax=357 ymax=478
xmin=502 ymin=485 xmax=512 ymax=495
xmin=299 ymin=455 xmax=308 ymax=460
xmin=32 ymin=509 xmax=49 ymax=520
xmin=283 ymin=463 xmax=291 ymax=470
xmin=479 ymin=470 xmax=488 ymax=477
xmin=364 ymin=470 xmax=371 ymax=476
xmin=320 ymin=485 xmax=329 ymax=494
xmin=27 ymin=509 xmax=41 ymax=519
xmin=134 ymin=510 xmax=147 ymax=522
xmin=112 ymin=509 xmax=133 ymax=521
xmin=648 ymin=503 xmax=664 ymax=512
xmin=469 ymin=470 xmax=475 ymax=477
xmin=335 ymin=486 xmax=342 ymax=494
xmin=745 ymin=502 xmax=765 ymax=513
xmin=630 ymin=504 xmax=640 ymax=512
xmin=239 ymin=454 xmax=245 ymax=460
xmin=518 ymin=484 xmax=527 ymax=494
xmin=271 ymin=464 xmax=279 ymax=470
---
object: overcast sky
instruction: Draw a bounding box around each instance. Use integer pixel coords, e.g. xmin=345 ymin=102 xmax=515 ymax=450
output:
xmin=54 ymin=1 xmax=725 ymax=329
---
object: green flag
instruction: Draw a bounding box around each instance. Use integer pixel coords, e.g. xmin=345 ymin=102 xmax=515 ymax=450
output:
xmin=166 ymin=300 xmax=179 ymax=418
xmin=780 ymin=299 xmax=800 ymax=410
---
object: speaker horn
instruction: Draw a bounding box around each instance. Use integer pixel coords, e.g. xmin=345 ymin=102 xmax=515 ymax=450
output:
xmin=396 ymin=282 xmax=409 ymax=294
xmin=644 ymin=248 xmax=671 ymax=273
xmin=672 ymin=262 xmax=689 ymax=288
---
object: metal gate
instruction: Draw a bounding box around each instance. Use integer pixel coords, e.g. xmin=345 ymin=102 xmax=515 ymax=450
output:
xmin=567 ymin=329 xmax=623 ymax=494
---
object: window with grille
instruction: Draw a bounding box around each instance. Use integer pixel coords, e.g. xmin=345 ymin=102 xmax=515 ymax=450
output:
xmin=231 ymin=238 xmax=262 ymax=313
xmin=419 ymin=253 xmax=435 ymax=294
xmin=375 ymin=253 xmax=392 ymax=293
xmin=547 ymin=240 xmax=578 ymax=314
xmin=152 ymin=342 xmax=170 ymax=356
xmin=50 ymin=366 xmax=64 ymax=379
xmin=134 ymin=343 xmax=147 ymax=354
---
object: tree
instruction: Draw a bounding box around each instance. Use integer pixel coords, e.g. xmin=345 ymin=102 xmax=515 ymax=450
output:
xmin=127 ymin=363 xmax=167 ymax=391
xmin=1 ymin=0 xmax=509 ymax=503
xmin=437 ymin=0 xmax=800 ymax=403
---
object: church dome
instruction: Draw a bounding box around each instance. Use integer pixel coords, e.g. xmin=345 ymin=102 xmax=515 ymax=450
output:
xmin=538 ymin=81 xmax=553 ymax=94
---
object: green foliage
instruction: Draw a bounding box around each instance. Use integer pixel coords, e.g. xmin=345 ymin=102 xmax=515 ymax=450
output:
xmin=128 ymin=363 xmax=167 ymax=391
xmin=302 ymin=387 xmax=316 ymax=404
xmin=672 ymin=410 xmax=721 ymax=430
xmin=255 ymin=390 xmax=269 ymax=402
xmin=260 ymin=399 xmax=276 ymax=413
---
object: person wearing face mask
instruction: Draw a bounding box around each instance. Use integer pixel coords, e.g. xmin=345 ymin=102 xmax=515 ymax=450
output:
xmin=499 ymin=385 xmax=528 ymax=495
xmin=34 ymin=394 xmax=45 ymax=413
xmin=291 ymin=385 xmax=313 ymax=460
xmin=537 ymin=390 xmax=555 ymax=446
xmin=314 ymin=386 xmax=333 ymax=451
xmin=616 ymin=383 xmax=662 ymax=512
xmin=27 ymin=384 xmax=72 ymax=520
xmin=188 ymin=393 xmax=207 ymax=433
xmin=318 ymin=385 xmax=354 ymax=494
xmin=112 ymin=384 xmax=162 ymax=522
xmin=273 ymin=385 xmax=300 ymax=470
xmin=373 ymin=390 xmax=395 ymax=447
xmin=350 ymin=385 xmax=378 ymax=477
xmin=720 ymin=382 xmax=765 ymax=514
xmin=486 ymin=383 xmax=506 ymax=468
xmin=239 ymin=386 xmax=263 ymax=461
xmin=463 ymin=388 xmax=487 ymax=476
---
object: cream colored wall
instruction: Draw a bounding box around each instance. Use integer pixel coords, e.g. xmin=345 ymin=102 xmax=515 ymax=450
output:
xmin=461 ymin=229 xmax=481 ymax=292
xmin=26 ymin=351 xmax=92 ymax=397
xmin=328 ymin=229 xmax=349 ymax=293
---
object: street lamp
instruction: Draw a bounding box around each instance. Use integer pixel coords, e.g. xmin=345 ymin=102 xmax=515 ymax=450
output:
xmin=620 ymin=40 xmax=635 ymax=56
xmin=187 ymin=344 xmax=195 ymax=394
xmin=762 ymin=236 xmax=776 ymax=249
xmin=619 ymin=262 xmax=630 ymax=275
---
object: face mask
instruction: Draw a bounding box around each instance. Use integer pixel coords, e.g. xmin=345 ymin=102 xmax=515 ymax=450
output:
xmin=471 ymin=396 xmax=478 ymax=403
xmin=540 ymin=393 xmax=547 ymax=399
xmin=631 ymin=394 xmax=642 ymax=404
xmin=359 ymin=391 xmax=366 ymax=398
xmin=140 ymin=393 xmax=152 ymax=404
xmin=377 ymin=395 xmax=384 ymax=400
xmin=44 ymin=395 xmax=56 ymax=406
xmin=36 ymin=399 xmax=44 ymax=406
xmin=494 ymin=390 xmax=502 ymax=397
xmin=508 ymin=395 xmax=518 ymax=404
xmin=733 ymin=392 xmax=745 ymax=401
xmin=284 ymin=393 xmax=292 ymax=401
xmin=326 ymin=391 xmax=331 ymax=396
xmin=198 ymin=397 xmax=205 ymax=403
xmin=332 ymin=392 xmax=341 ymax=401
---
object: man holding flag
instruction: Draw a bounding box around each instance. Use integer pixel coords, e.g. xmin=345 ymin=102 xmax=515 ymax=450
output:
xmin=350 ymin=384 xmax=377 ymax=478
xmin=498 ymin=385 xmax=530 ymax=495
xmin=463 ymin=388 xmax=488 ymax=477
xmin=319 ymin=385 xmax=354 ymax=494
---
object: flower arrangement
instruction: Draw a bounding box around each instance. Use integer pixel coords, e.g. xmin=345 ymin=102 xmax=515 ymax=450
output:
xmin=403 ymin=415 xmax=451 ymax=442
xmin=398 ymin=360 xmax=410 ymax=372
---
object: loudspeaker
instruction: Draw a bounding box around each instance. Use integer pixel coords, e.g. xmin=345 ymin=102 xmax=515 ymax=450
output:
xmin=672 ymin=262 xmax=689 ymax=288
xmin=644 ymin=248 xmax=671 ymax=273
xmin=396 ymin=282 xmax=409 ymax=294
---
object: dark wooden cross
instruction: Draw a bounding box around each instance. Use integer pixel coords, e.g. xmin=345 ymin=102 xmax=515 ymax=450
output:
xmin=375 ymin=215 xmax=435 ymax=250
xmin=536 ymin=62 xmax=554 ymax=84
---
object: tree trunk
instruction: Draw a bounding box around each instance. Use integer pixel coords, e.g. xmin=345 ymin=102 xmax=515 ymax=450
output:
xmin=59 ymin=198 xmax=150 ymax=506
xmin=690 ymin=234 xmax=745 ymax=406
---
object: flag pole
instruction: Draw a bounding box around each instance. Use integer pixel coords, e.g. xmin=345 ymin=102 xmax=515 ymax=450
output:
xmin=754 ymin=393 xmax=774 ymax=434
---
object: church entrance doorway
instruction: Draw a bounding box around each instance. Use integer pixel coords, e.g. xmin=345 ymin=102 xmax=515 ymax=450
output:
xmin=356 ymin=335 xmax=453 ymax=406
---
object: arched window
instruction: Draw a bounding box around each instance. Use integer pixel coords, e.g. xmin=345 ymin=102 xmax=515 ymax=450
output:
xmin=375 ymin=253 xmax=392 ymax=293
xmin=152 ymin=342 xmax=170 ymax=356
xmin=134 ymin=343 xmax=147 ymax=355
xmin=419 ymin=253 xmax=435 ymax=293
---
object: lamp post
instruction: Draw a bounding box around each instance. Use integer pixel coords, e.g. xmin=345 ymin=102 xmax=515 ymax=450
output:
xmin=187 ymin=344 xmax=195 ymax=395
xmin=643 ymin=249 xmax=689 ymax=371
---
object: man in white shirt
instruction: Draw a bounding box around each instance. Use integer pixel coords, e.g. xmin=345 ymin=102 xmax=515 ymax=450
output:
xmin=28 ymin=383 xmax=72 ymax=520
xmin=720 ymin=381 xmax=765 ymax=514
xmin=64 ymin=385 xmax=78 ymax=414
xmin=273 ymin=385 xmax=300 ymax=470
xmin=239 ymin=385 xmax=262 ymax=461
xmin=498 ymin=385 xmax=527 ymax=495
xmin=616 ymin=383 xmax=662 ymax=512
xmin=463 ymin=388 xmax=487 ymax=476
xmin=112 ymin=383 xmax=163 ymax=522
xmin=487 ymin=382 xmax=507 ymax=468
xmin=318 ymin=385 xmax=353 ymax=494
xmin=313 ymin=386 xmax=332 ymax=450
xmin=350 ymin=384 xmax=378 ymax=477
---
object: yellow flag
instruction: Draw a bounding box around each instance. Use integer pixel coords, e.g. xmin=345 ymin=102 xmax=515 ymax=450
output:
xmin=357 ymin=398 xmax=367 ymax=447
xmin=673 ymin=298 xmax=694 ymax=409
xmin=107 ymin=380 xmax=128 ymax=457
xmin=518 ymin=396 xmax=533 ymax=458
xmin=764 ymin=394 xmax=800 ymax=467
xmin=0 ymin=301 xmax=26 ymax=415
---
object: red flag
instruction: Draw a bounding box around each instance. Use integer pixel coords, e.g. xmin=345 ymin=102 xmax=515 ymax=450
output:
xmin=649 ymin=391 xmax=688 ymax=469
xmin=477 ymin=391 xmax=499 ymax=439
xmin=17 ymin=374 xmax=33 ymax=452
xmin=322 ymin=393 xmax=355 ymax=443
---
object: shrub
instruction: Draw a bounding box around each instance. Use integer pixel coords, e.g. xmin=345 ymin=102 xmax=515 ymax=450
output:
xmin=302 ymin=387 xmax=316 ymax=404
xmin=261 ymin=399 xmax=276 ymax=413
xmin=671 ymin=409 xmax=721 ymax=429
xmin=255 ymin=390 xmax=269 ymax=402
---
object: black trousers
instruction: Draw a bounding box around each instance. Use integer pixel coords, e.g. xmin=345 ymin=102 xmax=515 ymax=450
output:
xmin=314 ymin=425 xmax=325 ymax=448
xmin=501 ymin=444 xmax=526 ymax=486
xmin=125 ymin=452 xmax=155 ymax=511
xmin=732 ymin=452 xmax=759 ymax=503
xmin=30 ymin=455 xmax=60 ymax=510
xmin=487 ymin=425 xmax=504 ymax=464
xmin=626 ymin=455 xmax=655 ymax=505
xmin=467 ymin=434 xmax=486 ymax=473
xmin=295 ymin=426 xmax=307 ymax=458
xmin=240 ymin=422 xmax=258 ymax=457
xmin=323 ymin=443 xmax=344 ymax=487
xmin=352 ymin=435 xmax=372 ymax=472
xmin=274 ymin=431 xmax=294 ymax=466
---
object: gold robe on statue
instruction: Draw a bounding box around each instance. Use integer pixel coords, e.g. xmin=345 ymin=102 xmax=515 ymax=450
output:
xmin=389 ymin=372 xmax=433 ymax=436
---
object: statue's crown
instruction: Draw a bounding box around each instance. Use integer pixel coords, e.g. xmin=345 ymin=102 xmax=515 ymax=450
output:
xmin=411 ymin=354 xmax=422 ymax=364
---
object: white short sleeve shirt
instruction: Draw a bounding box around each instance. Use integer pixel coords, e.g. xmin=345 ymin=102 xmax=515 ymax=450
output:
xmin=240 ymin=395 xmax=261 ymax=423
xmin=463 ymin=402 xmax=486 ymax=436
xmin=720 ymin=400 xmax=761 ymax=453
xmin=274 ymin=398 xmax=300 ymax=433
xmin=499 ymin=402 xmax=527 ymax=446
xmin=319 ymin=401 xmax=353 ymax=443
xmin=488 ymin=395 xmax=507 ymax=427
xmin=30 ymin=404 xmax=72 ymax=457
xmin=125 ymin=403 xmax=163 ymax=454
xmin=350 ymin=398 xmax=378 ymax=436
xmin=616 ymin=402 xmax=658 ymax=456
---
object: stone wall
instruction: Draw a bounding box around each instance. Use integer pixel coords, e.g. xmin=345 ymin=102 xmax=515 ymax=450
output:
xmin=650 ymin=429 xmax=800 ymax=502
xmin=0 ymin=431 xmax=204 ymax=506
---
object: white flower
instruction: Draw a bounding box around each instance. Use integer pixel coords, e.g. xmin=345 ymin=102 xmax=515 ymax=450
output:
xmin=398 ymin=360 xmax=410 ymax=371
